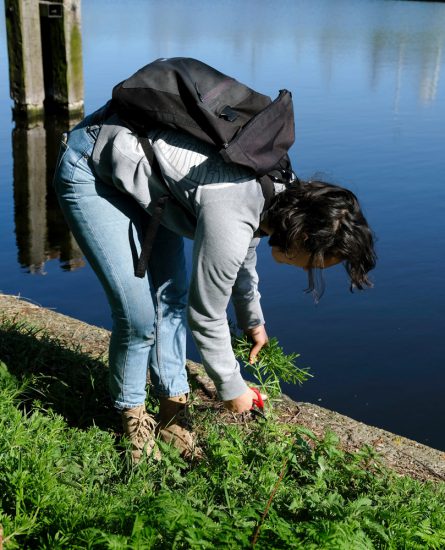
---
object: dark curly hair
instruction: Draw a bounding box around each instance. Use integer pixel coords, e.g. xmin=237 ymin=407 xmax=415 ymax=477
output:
xmin=264 ymin=180 xmax=377 ymax=296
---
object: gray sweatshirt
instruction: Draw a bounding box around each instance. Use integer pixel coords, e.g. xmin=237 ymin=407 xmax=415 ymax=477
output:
xmin=92 ymin=115 xmax=266 ymax=400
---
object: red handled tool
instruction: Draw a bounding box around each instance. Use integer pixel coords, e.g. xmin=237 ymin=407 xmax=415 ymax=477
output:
xmin=250 ymin=387 xmax=266 ymax=418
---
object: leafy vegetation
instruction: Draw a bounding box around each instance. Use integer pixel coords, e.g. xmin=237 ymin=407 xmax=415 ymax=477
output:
xmin=232 ymin=334 xmax=312 ymax=399
xmin=1 ymin=318 xmax=445 ymax=549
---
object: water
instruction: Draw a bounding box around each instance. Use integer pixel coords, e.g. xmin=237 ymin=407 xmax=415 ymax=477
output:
xmin=1 ymin=0 xmax=444 ymax=449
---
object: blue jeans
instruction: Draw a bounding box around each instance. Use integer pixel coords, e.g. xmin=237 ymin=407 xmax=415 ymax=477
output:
xmin=53 ymin=114 xmax=190 ymax=409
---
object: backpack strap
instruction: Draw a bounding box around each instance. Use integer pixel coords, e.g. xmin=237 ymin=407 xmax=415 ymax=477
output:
xmin=135 ymin=194 xmax=170 ymax=278
xmin=134 ymin=136 xmax=170 ymax=278
xmin=257 ymin=175 xmax=275 ymax=211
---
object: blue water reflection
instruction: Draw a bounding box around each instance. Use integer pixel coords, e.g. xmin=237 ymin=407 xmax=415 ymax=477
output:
xmin=0 ymin=0 xmax=444 ymax=448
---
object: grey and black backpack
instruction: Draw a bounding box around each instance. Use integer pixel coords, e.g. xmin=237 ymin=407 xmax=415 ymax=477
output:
xmin=108 ymin=57 xmax=297 ymax=276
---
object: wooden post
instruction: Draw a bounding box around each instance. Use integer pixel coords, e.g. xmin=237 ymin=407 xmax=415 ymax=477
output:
xmin=5 ymin=0 xmax=45 ymax=118
xmin=5 ymin=0 xmax=84 ymax=119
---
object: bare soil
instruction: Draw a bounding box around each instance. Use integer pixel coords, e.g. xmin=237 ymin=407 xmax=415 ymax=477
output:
xmin=2 ymin=292 xmax=444 ymax=483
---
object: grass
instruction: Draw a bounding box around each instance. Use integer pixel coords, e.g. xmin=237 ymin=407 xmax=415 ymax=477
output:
xmin=1 ymin=318 xmax=445 ymax=549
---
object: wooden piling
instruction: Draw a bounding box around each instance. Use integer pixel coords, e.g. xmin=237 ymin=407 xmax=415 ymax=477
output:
xmin=5 ymin=0 xmax=84 ymax=119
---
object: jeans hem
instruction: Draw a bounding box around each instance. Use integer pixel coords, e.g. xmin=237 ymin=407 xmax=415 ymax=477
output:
xmin=114 ymin=400 xmax=146 ymax=412
xmin=152 ymin=386 xmax=191 ymax=398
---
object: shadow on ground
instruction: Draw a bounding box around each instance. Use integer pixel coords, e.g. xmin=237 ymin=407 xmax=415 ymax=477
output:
xmin=0 ymin=320 xmax=120 ymax=432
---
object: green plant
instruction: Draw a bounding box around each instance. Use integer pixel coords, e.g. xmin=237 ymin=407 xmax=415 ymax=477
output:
xmin=232 ymin=334 xmax=312 ymax=399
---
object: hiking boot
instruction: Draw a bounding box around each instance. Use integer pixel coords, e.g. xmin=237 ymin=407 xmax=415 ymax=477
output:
xmin=157 ymin=395 xmax=202 ymax=460
xmin=122 ymin=405 xmax=161 ymax=463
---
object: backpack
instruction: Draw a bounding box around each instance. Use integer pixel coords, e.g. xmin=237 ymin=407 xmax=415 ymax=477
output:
xmin=109 ymin=57 xmax=297 ymax=277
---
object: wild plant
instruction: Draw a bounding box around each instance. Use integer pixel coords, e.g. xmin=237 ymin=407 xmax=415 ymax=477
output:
xmin=232 ymin=333 xmax=312 ymax=400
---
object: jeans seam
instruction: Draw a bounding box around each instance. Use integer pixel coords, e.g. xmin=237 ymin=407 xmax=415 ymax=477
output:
xmin=155 ymin=285 xmax=167 ymax=390
xmin=60 ymin=138 xmax=93 ymax=185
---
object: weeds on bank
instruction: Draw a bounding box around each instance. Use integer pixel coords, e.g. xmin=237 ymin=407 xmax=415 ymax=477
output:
xmin=232 ymin=334 xmax=312 ymax=399
xmin=1 ymin=318 xmax=445 ymax=548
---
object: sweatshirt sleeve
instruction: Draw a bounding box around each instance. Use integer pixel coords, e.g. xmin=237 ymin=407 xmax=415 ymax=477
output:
xmin=187 ymin=199 xmax=256 ymax=401
xmin=231 ymin=238 xmax=265 ymax=330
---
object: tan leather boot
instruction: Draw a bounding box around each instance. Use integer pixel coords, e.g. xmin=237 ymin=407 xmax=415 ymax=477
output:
xmin=157 ymin=395 xmax=201 ymax=460
xmin=122 ymin=405 xmax=161 ymax=463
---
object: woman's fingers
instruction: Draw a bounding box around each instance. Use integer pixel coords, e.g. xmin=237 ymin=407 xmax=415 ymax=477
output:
xmin=245 ymin=324 xmax=269 ymax=363
xmin=249 ymin=342 xmax=263 ymax=364
xmin=223 ymin=387 xmax=268 ymax=413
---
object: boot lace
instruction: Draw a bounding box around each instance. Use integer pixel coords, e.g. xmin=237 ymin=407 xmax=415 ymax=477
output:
xmin=125 ymin=410 xmax=157 ymax=449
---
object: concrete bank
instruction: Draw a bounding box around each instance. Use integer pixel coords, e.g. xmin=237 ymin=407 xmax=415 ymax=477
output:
xmin=1 ymin=292 xmax=444 ymax=482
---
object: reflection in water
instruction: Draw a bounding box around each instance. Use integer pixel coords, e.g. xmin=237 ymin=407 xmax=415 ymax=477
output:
xmin=12 ymin=115 xmax=85 ymax=273
xmin=369 ymin=28 xmax=444 ymax=108
xmin=419 ymin=41 xmax=442 ymax=105
xmin=141 ymin=1 xmax=445 ymax=109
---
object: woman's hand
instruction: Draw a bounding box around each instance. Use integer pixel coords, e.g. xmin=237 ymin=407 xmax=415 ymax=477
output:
xmin=224 ymin=387 xmax=268 ymax=413
xmin=245 ymin=324 xmax=269 ymax=364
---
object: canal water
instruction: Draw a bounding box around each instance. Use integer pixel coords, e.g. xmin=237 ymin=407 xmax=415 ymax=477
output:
xmin=1 ymin=0 xmax=444 ymax=449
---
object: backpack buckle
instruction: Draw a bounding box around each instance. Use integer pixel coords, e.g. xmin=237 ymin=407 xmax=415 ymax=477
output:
xmin=219 ymin=105 xmax=238 ymax=122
